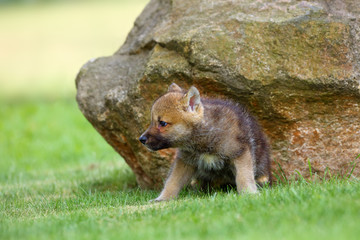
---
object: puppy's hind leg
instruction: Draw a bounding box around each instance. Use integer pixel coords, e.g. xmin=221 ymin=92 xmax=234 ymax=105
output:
xmin=233 ymin=148 xmax=258 ymax=194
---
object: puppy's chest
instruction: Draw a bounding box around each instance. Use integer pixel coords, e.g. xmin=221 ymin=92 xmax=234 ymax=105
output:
xmin=183 ymin=152 xmax=227 ymax=171
xmin=198 ymin=153 xmax=225 ymax=171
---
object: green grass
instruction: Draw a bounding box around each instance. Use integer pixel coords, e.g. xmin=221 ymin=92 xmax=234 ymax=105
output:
xmin=0 ymin=99 xmax=122 ymax=179
xmin=1 ymin=100 xmax=360 ymax=240
xmin=1 ymin=1 xmax=360 ymax=239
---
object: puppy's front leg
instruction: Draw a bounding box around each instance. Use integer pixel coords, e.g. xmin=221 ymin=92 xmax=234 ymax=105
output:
xmin=151 ymin=158 xmax=195 ymax=202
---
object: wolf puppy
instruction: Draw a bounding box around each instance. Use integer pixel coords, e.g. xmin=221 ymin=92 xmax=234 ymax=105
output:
xmin=139 ymin=83 xmax=271 ymax=201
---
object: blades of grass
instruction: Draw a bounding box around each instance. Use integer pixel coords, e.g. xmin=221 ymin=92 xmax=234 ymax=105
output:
xmin=343 ymin=154 xmax=359 ymax=180
xmin=308 ymin=159 xmax=312 ymax=179
xmin=272 ymin=170 xmax=283 ymax=185
xmin=347 ymin=153 xmax=360 ymax=179
xmin=295 ymin=170 xmax=307 ymax=184
xmin=347 ymin=161 xmax=357 ymax=179
xmin=275 ymin=160 xmax=288 ymax=185
xmin=323 ymin=166 xmax=329 ymax=181
xmin=328 ymin=168 xmax=333 ymax=181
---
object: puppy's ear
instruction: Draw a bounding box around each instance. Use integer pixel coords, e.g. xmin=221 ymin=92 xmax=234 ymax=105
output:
xmin=168 ymin=83 xmax=183 ymax=93
xmin=181 ymin=86 xmax=203 ymax=113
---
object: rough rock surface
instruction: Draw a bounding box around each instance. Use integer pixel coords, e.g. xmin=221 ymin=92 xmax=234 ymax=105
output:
xmin=76 ymin=0 xmax=360 ymax=189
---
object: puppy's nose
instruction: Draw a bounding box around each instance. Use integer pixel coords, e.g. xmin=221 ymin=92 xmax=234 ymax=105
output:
xmin=139 ymin=135 xmax=147 ymax=145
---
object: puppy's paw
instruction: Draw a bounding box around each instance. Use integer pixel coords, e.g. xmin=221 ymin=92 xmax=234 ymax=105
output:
xmin=149 ymin=198 xmax=163 ymax=203
xmin=149 ymin=196 xmax=172 ymax=203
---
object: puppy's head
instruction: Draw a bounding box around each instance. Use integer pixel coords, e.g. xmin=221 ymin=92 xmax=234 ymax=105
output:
xmin=139 ymin=83 xmax=204 ymax=151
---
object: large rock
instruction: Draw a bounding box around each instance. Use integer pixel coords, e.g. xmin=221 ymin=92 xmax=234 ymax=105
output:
xmin=76 ymin=0 xmax=360 ymax=189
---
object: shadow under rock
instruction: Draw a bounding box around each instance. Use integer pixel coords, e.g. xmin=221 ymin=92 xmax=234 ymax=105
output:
xmin=74 ymin=167 xmax=138 ymax=194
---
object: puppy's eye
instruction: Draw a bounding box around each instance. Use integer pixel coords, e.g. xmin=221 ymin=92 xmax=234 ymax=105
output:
xmin=159 ymin=121 xmax=168 ymax=127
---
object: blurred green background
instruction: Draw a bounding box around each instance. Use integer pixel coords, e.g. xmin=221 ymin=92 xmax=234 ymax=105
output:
xmin=0 ymin=0 xmax=148 ymax=99
xmin=0 ymin=0 xmax=148 ymax=182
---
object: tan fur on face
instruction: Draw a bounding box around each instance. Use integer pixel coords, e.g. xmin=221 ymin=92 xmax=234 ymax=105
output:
xmin=149 ymin=92 xmax=203 ymax=144
xmin=152 ymin=92 xmax=203 ymax=123
xmin=151 ymin=92 xmax=185 ymax=124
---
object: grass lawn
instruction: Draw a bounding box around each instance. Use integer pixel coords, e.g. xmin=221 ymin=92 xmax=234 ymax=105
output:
xmin=1 ymin=1 xmax=360 ymax=239
xmin=1 ymin=99 xmax=360 ymax=240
